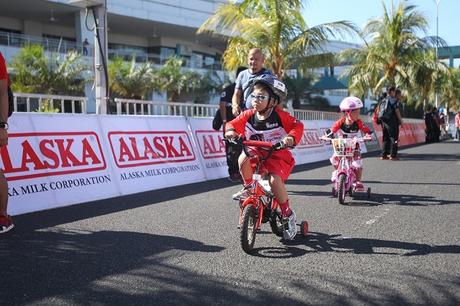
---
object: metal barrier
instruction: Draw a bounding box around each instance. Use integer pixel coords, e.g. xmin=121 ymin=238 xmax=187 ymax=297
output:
xmin=294 ymin=109 xmax=342 ymax=121
xmin=114 ymin=98 xmax=218 ymax=117
xmin=12 ymin=93 xmax=87 ymax=114
xmin=10 ymin=94 xmax=423 ymax=125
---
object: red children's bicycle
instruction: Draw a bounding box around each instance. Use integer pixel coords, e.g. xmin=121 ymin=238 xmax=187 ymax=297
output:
xmin=227 ymin=139 xmax=308 ymax=253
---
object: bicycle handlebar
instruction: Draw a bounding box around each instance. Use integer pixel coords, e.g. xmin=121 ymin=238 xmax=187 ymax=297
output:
xmin=320 ymin=135 xmax=372 ymax=142
xmin=225 ymin=138 xmax=286 ymax=150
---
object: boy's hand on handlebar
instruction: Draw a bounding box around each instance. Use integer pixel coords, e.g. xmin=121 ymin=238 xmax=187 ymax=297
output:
xmin=282 ymin=136 xmax=295 ymax=147
xmin=224 ymin=130 xmax=238 ymax=140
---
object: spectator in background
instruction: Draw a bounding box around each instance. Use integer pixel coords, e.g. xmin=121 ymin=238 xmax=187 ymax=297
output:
xmin=82 ymin=38 xmax=89 ymax=56
xmin=432 ymin=107 xmax=441 ymax=142
xmin=231 ymin=48 xmax=271 ymax=116
xmin=380 ymin=87 xmax=403 ymax=160
xmin=424 ymin=105 xmax=436 ymax=143
xmin=438 ymin=107 xmax=447 ymax=140
xmin=219 ymin=66 xmax=247 ymax=182
xmin=0 ymin=51 xmax=13 ymax=234
xmin=454 ymin=111 xmax=460 ymax=141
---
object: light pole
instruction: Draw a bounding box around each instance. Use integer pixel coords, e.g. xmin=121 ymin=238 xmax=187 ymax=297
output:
xmin=435 ymin=0 xmax=441 ymax=108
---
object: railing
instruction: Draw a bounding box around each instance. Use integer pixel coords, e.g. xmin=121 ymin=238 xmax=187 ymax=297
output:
xmin=12 ymin=93 xmax=87 ymax=114
xmin=10 ymin=94 xmax=424 ymax=125
xmin=114 ymin=98 xmax=218 ymax=117
xmin=294 ymin=109 xmax=342 ymax=121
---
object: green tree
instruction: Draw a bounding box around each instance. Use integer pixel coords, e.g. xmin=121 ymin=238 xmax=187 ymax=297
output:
xmin=198 ymin=0 xmax=358 ymax=79
xmin=108 ymin=56 xmax=156 ymax=100
xmin=10 ymin=44 xmax=89 ymax=95
xmin=188 ymin=70 xmax=228 ymax=103
xmin=284 ymin=73 xmax=314 ymax=109
xmin=343 ymin=1 xmax=444 ymax=97
xmin=156 ymin=57 xmax=197 ymax=101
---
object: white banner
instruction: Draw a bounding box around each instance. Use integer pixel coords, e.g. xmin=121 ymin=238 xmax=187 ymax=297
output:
xmin=187 ymin=118 xmax=229 ymax=180
xmin=3 ymin=114 xmax=365 ymax=216
xmin=292 ymin=120 xmax=331 ymax=164
xmin=4 ymin=113 xmax=118 ymax=215
xmin=98 ymin=115 xmax=206 ymax=195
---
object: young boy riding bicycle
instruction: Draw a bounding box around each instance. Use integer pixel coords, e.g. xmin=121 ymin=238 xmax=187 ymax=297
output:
xmin=224 ymin=74 xmax=303 ymax=239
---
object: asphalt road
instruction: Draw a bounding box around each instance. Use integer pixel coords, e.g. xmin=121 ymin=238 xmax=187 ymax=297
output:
xmin=1 ymin=141 xmax=459 ymax=306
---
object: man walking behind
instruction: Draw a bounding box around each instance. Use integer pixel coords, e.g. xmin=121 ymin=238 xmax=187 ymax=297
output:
xmin=380 ymin=87 xmax=404 ymax=160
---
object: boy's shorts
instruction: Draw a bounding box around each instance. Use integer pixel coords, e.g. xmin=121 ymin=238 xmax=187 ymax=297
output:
xmin=248 ymin=148 xmax=294 ymax=182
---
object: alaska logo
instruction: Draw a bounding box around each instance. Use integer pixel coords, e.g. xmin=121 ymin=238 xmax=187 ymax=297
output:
xmin=0 ymin=132 xmax=106 ymax=181
xmin=108 ymin=131 xmax=195 ymax=168
xmin=195 ymin=130 xmax=226 ymax=159
xmin=297 ymin=128 xmax=323 ymax=148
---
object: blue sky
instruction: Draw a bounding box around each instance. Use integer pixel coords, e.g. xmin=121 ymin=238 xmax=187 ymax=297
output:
xmin=303 ymin=0 xmax=460 ymax=46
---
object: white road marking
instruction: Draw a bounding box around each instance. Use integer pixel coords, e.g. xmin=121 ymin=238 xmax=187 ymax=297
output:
xmin=364 ymin=208 xmax=390 ymax=226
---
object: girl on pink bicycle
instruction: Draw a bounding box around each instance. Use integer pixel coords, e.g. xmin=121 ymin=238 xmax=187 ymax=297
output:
xmin=324 ymin=96 xmax=372 ymax=191
xmin=224 ymin=74 xmax=303 ymax=240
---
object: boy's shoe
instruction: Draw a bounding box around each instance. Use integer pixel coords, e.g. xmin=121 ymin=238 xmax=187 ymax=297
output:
xmin=353 ymin=181 xmax=364 ymax=191
xmin=232 ymin=185 xmax=252 ymax=200
xmin=282 ymin=210 xmax=297 ymax=240
xmin=0 ymin=215 xmax=14 ymax=234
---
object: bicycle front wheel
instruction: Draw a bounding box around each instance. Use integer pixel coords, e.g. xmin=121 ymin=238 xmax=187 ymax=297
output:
xmin=240 ymin=205 xmax=257 ymax=253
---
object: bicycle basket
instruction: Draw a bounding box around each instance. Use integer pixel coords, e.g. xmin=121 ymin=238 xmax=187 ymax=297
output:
xmin=331 ymin=138 xmax=355 ymax=157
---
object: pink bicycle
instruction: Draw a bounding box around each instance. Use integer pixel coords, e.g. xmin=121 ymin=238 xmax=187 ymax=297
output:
xmin=322 ymin=136 xmax=371 ymax=205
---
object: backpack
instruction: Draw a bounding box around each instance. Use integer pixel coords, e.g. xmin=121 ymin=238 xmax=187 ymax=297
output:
xmin=377 ymin=97 xmax=394 ymax=123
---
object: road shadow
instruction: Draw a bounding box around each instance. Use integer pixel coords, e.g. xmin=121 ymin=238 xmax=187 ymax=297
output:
xmin=276 ymin=231 xmax=460 ymax=257
xmin=357 ymin=191 xmax=460 ymax=206
xmin=395 ymin=152 xmax=459 ymax=162
xmin=14 ymin=178 xmax=239 ymax=231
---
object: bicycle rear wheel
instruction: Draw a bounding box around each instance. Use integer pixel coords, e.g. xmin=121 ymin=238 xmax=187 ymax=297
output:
xmin=240 ymin=205 xmax=257 ymax=253
xmin=269 ymin=211 xmax=284 ymax=237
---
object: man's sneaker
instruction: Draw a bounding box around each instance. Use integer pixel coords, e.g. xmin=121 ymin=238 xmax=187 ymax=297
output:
xmin=227 ymin=173 xmax=241 ymax=183
xmin=282 ymin=210 xmax=297 ymax=240
xmin=0 ymin=215 xmax=14 ymax=234
xmin=353 ymin=181 xmax=364 ymax=191
xmin=232 ymin=185 xmax=252 ymax=200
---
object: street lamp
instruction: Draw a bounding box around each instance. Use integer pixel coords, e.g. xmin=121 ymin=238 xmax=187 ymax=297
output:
xmin=435 ymin=0 xmax=441 ymax=108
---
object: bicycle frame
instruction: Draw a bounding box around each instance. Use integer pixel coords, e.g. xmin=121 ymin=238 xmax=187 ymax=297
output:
xmin=238 ymin=140 xmax=281 ymax=230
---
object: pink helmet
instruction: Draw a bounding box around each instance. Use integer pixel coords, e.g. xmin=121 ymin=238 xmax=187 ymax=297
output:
xmin=339 ymin=96 xmax=363 ymax=112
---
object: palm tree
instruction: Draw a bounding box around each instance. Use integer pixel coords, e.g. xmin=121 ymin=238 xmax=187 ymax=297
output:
xmin=10 ymin=44 xmax=89 ymax=95
xmin=343 ymin=1 xmax=444 ymax=96
xmin=108 ymin=56 xmax=156 ymax=100
xmin=405 ymin=50 xmax=447 ymax=110
xmin=198 ymin=0 xmax=358 ymax=79
xmin=155 ymin=57 xmax=197 ymax=101
xmin=284 ymin=73 xmax=315 ymax=109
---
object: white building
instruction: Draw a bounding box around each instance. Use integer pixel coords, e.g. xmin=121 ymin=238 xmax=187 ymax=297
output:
xmin=0 ymin=0 xmax=228 ymax=112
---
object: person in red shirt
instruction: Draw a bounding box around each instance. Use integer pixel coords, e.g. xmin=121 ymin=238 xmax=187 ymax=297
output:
xmin=225 ymin=74 xmax=303 ymax=240
xmin=324 ymin=96 xmax=372 ymax=191
xmin=0 ymin=52 xmax=13 ymax=233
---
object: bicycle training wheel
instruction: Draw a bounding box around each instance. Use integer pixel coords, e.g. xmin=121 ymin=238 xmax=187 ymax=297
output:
xmin=300 ymin=221 xmax=309 ymax=238
xmin=240 ymin=205 xmax=257 ymax=253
